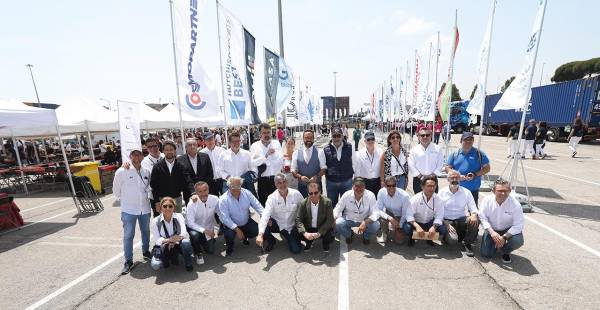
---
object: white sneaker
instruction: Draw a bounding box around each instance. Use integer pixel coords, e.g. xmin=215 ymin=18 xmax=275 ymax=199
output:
xmin=377 ymin=235 xmax=385 ymax=244
xmin=196 ymin=255 xmax=205 ymax=265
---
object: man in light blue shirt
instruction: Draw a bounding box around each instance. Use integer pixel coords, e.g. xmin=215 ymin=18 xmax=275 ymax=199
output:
xmin=376 ymin=175 xmax=411 ymax=244
xmin=218 ymin=176 xmax=264 ymax=256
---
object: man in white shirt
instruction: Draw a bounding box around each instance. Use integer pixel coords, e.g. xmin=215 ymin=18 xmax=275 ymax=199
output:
xmin=353 ymin=131 xmax=382 ymax=195
xmin=478 ymin=179 xmax=524 ymax=264
xmin=403 ymin=175 xmax=447 ymax=246
xmin=251 ymin=123 xmax=284 ymax=206
xmin=150 ymin=197 xmax=194 ymax=272
xmin=408 ymin=128 xmax=444 ymax=194
xmin=141 ymin=139 xmax=164 ymax=172
xmin=256 ymin=174 xmax=304 ymax=253
xmin=200 ymin=131 xmax=226 ymax=196
xmin=291 ymin=129 xmax=327 ymax=197
xmin=186 ymin=181 xmax=219 ymax=265
xmin=376 ymin=176 xmax=410 ymax=244
xmin=439 ymin=170 xmax=479 ymax=256
xmin=220 ymin=130 xmax=256 ymax=196
xmin=112 ymin=148 xmax=152 ymax=275
xmin=334 ymin=177 xmax=380 ymax=245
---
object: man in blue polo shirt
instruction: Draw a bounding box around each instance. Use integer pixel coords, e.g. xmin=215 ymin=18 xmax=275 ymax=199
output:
xmin=445 ymin=132 xmax=490 ymax=205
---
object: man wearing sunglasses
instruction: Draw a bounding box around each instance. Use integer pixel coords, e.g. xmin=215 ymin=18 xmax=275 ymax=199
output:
xmin=334 ymin=177 xmax=380 ymax=245
xmin=376 ymin=176 xmax=410 ymax=244
xmin=294 ymin=182 xmax=335 ymax=252
xmin=408 ymin=128 xmax=444 ymax=194
xmin=324 ymin=127 xmax=355 ymax=208
xmin=353 ymin=131 xmax=383 ymax=195
xmin=445 ymin=132 xmax=490 ymax=205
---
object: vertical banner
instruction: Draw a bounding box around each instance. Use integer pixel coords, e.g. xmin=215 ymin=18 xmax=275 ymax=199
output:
xmin=494 ymin=0 xmax=547 ymax=111
xmin=244 ymin=28 xmax=260 ymax=124
xmin=285 ymin=79 xmax=299 ymax=126
xmin=117 ymin=100 xmax=141 ymax=163
xmin=438 ymin=18 xmax=460 ymax=121
xmin=297 ymin=78 xmax=309 ymax=125
xmin=413 ymin=52 xmax=421 ymax=109
xmin=172 ymin=0 xmax=221 ymax=119
xmin=276 ymin=58 xmax=295 ymax=114
xmin=217 ymin=3 xmax=251 ymax=125
xmin=264 ymin=47 xmax=279 ymax=126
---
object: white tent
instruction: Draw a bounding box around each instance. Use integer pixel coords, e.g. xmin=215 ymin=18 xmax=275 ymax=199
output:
xmin=56 ymin=97 xmax=119 ymax=134
xmin=0 ymin=100 xmax=79 ymax=210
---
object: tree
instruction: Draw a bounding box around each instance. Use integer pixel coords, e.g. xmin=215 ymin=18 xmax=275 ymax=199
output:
xmin=551 ymin=58 xmax=600 ymax=82
xmin=438 ymin=82 xmax=462 ymax=101
xmin=501 ymin=76 xmax=515 ymax=93
xmin=470 ymin=85 xmax=477 ymax=100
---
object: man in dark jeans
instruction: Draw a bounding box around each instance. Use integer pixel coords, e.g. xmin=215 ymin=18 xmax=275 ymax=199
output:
xmin=323 ymin=127 xmax=355 ymax=208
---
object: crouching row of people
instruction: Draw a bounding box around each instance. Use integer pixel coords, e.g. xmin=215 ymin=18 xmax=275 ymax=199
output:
xmin=148 ymin=171 xmax=525 ymax=272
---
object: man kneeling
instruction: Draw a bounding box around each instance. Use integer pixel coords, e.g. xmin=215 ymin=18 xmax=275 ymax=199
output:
xmin=334 ymin=177 xmax=380 ymax=245
xmin=151 ymin=197 xmax=194 ymax=272
xmin=403 ymin=175 xmax=447 ymax=246
xmin=294 ymin=181 xmax=335 ymax=252
xmin=478 ymin=179 xmax=524 ymax=264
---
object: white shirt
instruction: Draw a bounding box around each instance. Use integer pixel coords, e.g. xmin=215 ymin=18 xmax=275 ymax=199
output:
xmin=152 ymin=213 xmax=189 ymax=246
xmin=389 ymin=150 xmax=408 ymax=176
xmin=215 ymin=134 xmax=222 ymax=144
xmin=478 ymin=194 xmax=524 ymax=235
xmin=141 ymin=153 xmax=164 ymax=172
xmin=438 ymin=186 xmax=478 ymax=220
xmin=176 ymin=143 xmax=185 ymax=156
xmin=185 ymin=195 xmax=219 ymax=235
xmin=250 ymin=139 xmax=284 ymax=177
xmin=112 ymin=166 xmax=152 ymax=215
xmin=376 ymin=187 xmax=410 ymax=224
xmin=291 ymin=145 xmax=327 ymax=171
xmin=165 ymin=158 xmax=176 ymax=174
xmin=201 ymin=145 xmax=226 ymax=180
xmin=220 ymin=148 xmax=254 ymax=179
xmin=353 ymin=147 xmax=382 ymax=179
xmin=333 ymin=189 xmax=379 ymax=222
xmin=310 ymin=201 xmax=319 ymax=228
xmin=406 ymin=193 xmax=444 ymax=226
xmin=259 ymin=188 xmax=304 ymax=233
xmin=408 ymin=143 xmax=444 ymax=176
xmin=188 ymin=154 xmax=198 ymax=175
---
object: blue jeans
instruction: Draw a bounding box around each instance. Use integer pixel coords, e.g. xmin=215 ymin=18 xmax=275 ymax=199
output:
xmin=395 ymin=175 xmax=408 ymax=190
xmin=335 ymin=218 xmax=380 ymax=241
xmin=480 ymin=230 xmax=524 ymax=258
xmin=121 ymin=212 xmax=151 ymax=263
xmin=402 ymin=220 xmax=447 ymax=239
xmin=150 ymin=239 xmax=193 ymax=270
xmin=326 ymin=178 xmax=352 ymax=208
xmin=264 ymin=219 xmax=302 ymax=254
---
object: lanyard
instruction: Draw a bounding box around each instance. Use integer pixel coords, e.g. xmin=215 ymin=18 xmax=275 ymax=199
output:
xmin=422 ymin=193 xmax=435 ymax=212
xmin=353 ymin=198 xmax=363 ymax=213
xmin=135 ymin=168 xmax=149 ymax=189
xmin=365 ymin=150 xmax=375 ymax=167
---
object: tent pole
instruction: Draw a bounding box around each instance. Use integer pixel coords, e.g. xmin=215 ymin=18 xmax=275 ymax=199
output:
xmin=85 ymin=121 xmax=95 ymax=161
xmin=32 ymin=139 xmax=40 ymax=164
xmin=11 ymin=134 xmax=28 ymax=194
xmin=54 ymin=112 xmax=80 ymax=213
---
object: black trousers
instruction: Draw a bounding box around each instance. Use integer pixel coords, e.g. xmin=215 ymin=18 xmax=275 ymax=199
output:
xmin=292 ymin=227 xmax=334 ymax=250
xmin=209 ymin=178 xmax=224 ymax=197
xmin=257 ymin=176 xmax=276 ymax=206
xmin=364 ymin=177 xmax=381 ymax=196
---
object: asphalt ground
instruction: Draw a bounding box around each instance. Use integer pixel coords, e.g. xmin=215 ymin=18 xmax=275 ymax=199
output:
xmin=1 ymin=131 xmax=599 ymax=309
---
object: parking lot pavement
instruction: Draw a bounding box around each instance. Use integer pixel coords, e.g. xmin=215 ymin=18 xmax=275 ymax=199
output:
xmin=2 ymin=133 xmax=599 ymax=309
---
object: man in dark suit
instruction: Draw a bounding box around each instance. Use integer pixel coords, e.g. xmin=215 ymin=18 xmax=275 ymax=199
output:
xmin=177 ymin=138 xmax=214 ymax=203
xmin=150 ymin=140 xmax=189 ymax=214
xmin=293 ymin=181 xmax=335 ymax=252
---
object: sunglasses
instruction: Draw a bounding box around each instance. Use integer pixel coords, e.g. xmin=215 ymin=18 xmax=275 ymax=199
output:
xmin=385 ymin=184 xmax=396 ymax=188
xmin=420 ymin=134 xmax=432 ymax=137
xmin=308 ymin=191 xmax=319 ymax=196
xmin=390 ymin=136 xmax=401 ymax=140
xmin=162 ymin=204 xmax=174 ymax=209
xmin=366 ymin=138 xmax=375 ymax=142
xmin=147 ymin=145 xmax=158 ymax=148
xmin=332 ymin=134 xmax=342 ymax=138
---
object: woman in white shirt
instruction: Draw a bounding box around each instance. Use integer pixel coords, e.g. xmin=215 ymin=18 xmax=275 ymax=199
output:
xmin=380 ymin=131 xmax=409 ymax=190
xmin=150 ymin=197 xmax=194 ymax=272
xmin=282 ymin=137 xmax=298 ymax=189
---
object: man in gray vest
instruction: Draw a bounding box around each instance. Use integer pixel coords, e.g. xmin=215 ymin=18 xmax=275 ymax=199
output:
xmin=292 ymin=129 xmax=327 ymax=197
xmin=323 ymin=127 xmax=355 ymax=208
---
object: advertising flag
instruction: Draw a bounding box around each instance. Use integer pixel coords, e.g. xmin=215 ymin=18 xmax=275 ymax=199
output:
xmin=276 ymin=58 xmax=295 ymax=115
xmin=243 ymin=28 xmax=260 ymax=124
xmin=264 ymin=47 xmax=279 ymax=126
xmin=117 ymin=100 xmax=141 ymax=163
xmin=438 ymin=22 xmax=460 ymax=121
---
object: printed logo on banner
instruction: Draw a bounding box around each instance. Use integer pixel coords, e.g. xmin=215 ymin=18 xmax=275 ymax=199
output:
xmin=184 ymin=0 xmax=208 ymax=111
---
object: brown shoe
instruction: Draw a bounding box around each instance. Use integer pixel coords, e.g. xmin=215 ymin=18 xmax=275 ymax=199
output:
xmin=362 ymin=238 xmax=370 ymax=245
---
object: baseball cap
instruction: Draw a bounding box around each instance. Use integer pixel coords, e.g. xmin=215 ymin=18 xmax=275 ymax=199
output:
xmin=353 ymin=177 xmax=366 ymax=186
xmin=364 ymin=131 xmax=375 ymax=140
xmin=461 ymin=132 xmax=474 ymax=141
xmin=203 ymin=132 xmax=214 ymax=140
xmin=332 ymin=127 xmax=343 ymax=135
xmin=129 ymin=147 xmax=143 ymax=155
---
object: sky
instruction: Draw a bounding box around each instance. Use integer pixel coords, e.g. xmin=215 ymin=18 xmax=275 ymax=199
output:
xmin=1 ymin=0 xmax=599 ymax=114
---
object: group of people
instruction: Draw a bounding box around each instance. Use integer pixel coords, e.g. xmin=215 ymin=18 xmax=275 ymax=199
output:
xmin=113 ymin=122 xmax=525 ymax=275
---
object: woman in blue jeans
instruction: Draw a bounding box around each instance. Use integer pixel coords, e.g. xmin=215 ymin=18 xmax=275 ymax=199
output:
xmin=380 ymin=130 xmax=409 ymax=190
xmin=150 ymin=197 xmax=194 ymax=272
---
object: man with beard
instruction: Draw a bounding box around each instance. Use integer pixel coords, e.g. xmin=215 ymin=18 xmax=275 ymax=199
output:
xmin=291 ymin=129 xmax=327 ymax=197
xmin=178 ymin=138 xmax=214 ymax=204
xmin=323 ymin=127 xmax=355 ymax=208
xmin=250 ymin=123 xmax=284 ymax=206
xmin=150 ymin=140 xmax=189 ymax=214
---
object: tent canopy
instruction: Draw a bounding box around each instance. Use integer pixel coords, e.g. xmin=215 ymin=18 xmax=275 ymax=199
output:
xmin=56 ymin=97 xmax=119 ymax=134
xmin=0 ymin=100 xmax=59 ymax=137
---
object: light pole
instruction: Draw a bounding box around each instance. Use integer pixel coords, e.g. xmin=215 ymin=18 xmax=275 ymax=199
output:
xmin=539 ymin=62 xmax=546 ymax=86
xmin=333 ymin=71 xmax=337 ymax=125
xmin=25 ymin=64 xmax=41 ymax=107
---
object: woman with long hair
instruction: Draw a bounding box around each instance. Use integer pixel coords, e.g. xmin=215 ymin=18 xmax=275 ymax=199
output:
xmin=380 ymin=130 xmax=409 ymax=190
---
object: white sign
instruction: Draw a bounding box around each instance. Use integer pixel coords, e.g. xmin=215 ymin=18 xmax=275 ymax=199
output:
xmin=117 ymin=100 xmax=141 ymax=162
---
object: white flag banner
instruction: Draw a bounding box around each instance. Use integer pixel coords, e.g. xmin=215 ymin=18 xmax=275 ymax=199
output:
xmin=297 ymin=78 xmax=309 ymax=125
xmin=276 ymin=58 xmax=295 ymax=114
xmin=285 ymin=74 xmax=299 ymax=126
xmin=217 ymin=3 xmax=251 ymax=125
xmin=310 ymin=95 xmax=323 ymax=125
xmin=172 ymin=0 xmax=221 ymax=120
xmin=117 ymin=100 xmax=141 ymax=163
xmin=467 ymin=0 xmax=496 ymax=115
xmin=494 ymin=0 xmax=547 ymax=111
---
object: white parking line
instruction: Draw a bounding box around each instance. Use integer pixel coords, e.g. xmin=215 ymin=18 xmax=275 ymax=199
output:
xmin=36 ymin=241 xmax=122 ymax=248
xmin=525 ymin=215 xmax=600 ymax=258
xmin=338 ymin=240 xmax=349 ymax=310
xmin=20 ymin=198 xmax=71 ymax=213
xmin=25 ymin=241 xmax=142 ymax=310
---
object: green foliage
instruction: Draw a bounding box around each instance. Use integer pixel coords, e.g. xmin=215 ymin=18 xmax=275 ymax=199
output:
xmin=501 ymin=76 xmax=515 ymax=93
xmin=551 ymin=58 xmax=600 ymax=82
xmin=470 ymin=85 xmax=477 ymax=100
xmin=438 ymin=82 xmax=462 ymax=101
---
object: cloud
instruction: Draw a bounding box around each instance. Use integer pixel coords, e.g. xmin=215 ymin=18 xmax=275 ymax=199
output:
xmin=392 ymin=10 xmax=434 ymax=36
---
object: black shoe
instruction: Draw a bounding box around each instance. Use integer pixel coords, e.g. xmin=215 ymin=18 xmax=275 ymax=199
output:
xmin=265 ymin=239 xmax=276 ymax=252
xmin=572 ymin=151 xmax=577 ymax=158
xmin=185 ymin=264 xmax=194 ymax=272
xmin=323 ymin=243 xmax=330 ymax=252
xmin=426 ymin=240 xmax=436 ymax=247
xmin=142 ymin=251 xmax=152 ymax=261
xmin=464 ymin=243 xmax=474 ymax=257
xmin=242 ymin=238 xmax=250 ymax=246
xmin=407 ymin=238 xmax=415 ymax=247
xmin=304 ymin=242 xmax=313 ymax=252
xmin=121 ymin=261 xmax=133 ymax=275
xmin=225 ymin=248 xmax=233 ymax=257
xmin=459 ymin=243 xmax=467 ymax=252
xmin=501 ymin=254 xmax=512 ymax=264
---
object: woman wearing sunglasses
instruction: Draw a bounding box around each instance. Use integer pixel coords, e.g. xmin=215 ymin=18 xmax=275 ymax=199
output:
xmin=380 ymin=130 xmax=409 ymax=190
xmin=150 ymin=197 xmax=194 ymax=272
